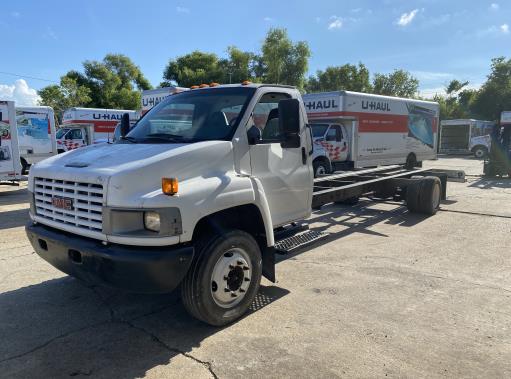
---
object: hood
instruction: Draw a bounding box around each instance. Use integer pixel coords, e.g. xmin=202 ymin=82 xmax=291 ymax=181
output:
xmin=31 ymin=141 xmax=235 ymax=194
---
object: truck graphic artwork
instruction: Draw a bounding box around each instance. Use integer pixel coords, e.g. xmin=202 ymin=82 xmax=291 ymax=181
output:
xmin=407 ymin=104 xmax=436 ymax=148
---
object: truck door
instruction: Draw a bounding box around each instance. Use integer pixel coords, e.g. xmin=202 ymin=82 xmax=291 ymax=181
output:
xmin=248 ymin=92 xmax=313 ymax=227
xmin=324 ymin=124 xmax=348 ymax=162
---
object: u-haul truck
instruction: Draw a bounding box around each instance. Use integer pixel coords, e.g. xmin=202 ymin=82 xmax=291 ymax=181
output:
xmin=16 ymin=106 xmax=57 ymax=172
xmin=141 ymin=87 xmax=188 ymax=115
xmin=59 ymin=108 xmax=138 ymax=152
xmin=0 ymin=101 xmax=22 ymax=182
xmin=303 ymin=91 xmax=439 ymax=176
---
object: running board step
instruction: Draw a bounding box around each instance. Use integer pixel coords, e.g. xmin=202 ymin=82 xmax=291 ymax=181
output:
xmin=274 ymin=230 xmax=329 ymax=254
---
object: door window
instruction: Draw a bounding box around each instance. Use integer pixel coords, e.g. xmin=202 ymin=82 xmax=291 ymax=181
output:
xmin=325 ymin=126 xmax=337 ymax=141
xmin=69 ymin=129 xmax=83 ymax=139
xmin=253 ymin=92 xmax=290 ymax=142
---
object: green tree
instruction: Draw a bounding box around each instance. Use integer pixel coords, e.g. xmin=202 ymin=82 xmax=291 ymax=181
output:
xmin=305 ymin=63 xmax=371 ymax=93
xmin=219 ymin=47 xmax=255 ymax=84
xmin=434 ymin=79 xmax=477 ymax=120
xmin=372 ymin=69 xmax=419 ymax=98
xmin=39 ymin=54 xmax=151 ymax=113
xmin=162 ymin=51 xmax=223 ymax=88
xmin=471 ymin=57 xmax=511 ymax=120
xmin=260 ymin=28 xmax=311 ymax=89
xmin=38 ymin=77 xmax=91 ymax=120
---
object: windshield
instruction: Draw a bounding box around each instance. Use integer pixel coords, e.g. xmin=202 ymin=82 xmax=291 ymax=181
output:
xmin=56 ymin=128 xmax=69 ymax=139
xmin=125 ymin=87 xmax=256 ymax=143
xmin=311 ymin=124 xmax=329 ymax=137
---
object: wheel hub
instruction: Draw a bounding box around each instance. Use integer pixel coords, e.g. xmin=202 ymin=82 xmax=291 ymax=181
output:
xmin=211 ymin=248 xmax=251 ymax=308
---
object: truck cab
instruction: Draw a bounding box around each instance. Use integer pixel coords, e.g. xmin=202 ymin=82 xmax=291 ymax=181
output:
xmin=26 ymin=83 xmax=313 ymax=325
xmin=56 ymin=124 xmax=94 ymax=153
xmin=310 ymin=123 xmax=350 ymax=176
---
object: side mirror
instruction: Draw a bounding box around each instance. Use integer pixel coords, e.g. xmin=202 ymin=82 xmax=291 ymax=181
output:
xmin=120 ymin=113 xmax=131 ymax=138
xmin=279 ymin=98 xmax=301 ymax=148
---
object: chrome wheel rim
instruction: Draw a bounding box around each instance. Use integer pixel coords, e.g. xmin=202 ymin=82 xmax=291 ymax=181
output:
xmin=211 ymin=248 xmax=251 ymax=308
xmin=316 ymin=165 xmax=326 ymax=176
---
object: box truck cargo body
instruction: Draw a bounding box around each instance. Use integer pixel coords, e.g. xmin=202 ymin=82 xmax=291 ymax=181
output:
xmin=303 ymin=91 xmax=439 ymax=174
xmin=0 ymin=101 xmax=22 ymax=181
xmin=141 ymin=87 xmax=188 ymax=115
xmin=16 ymin=106 xmax=57 ymax=171
xmin=439 ymin=119 xmax=494 ymax=158
xmin=59 ymin=108 xmax=138 ymax=152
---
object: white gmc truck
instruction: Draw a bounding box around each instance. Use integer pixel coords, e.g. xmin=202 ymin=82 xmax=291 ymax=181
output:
xmin=26 ymin=83 xmax=449 ymax=325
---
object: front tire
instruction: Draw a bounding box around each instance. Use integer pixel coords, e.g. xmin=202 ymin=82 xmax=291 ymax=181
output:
xmin=473 ymin=146 xmax=487 ymax=159
xmin=313 ymin=160 xmax=330 ymax=178
xmin=181 ymin=230 xmax=262 ymax=326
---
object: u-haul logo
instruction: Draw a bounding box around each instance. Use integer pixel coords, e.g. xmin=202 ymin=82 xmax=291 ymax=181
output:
xmin=361 ymin=100 xmax=391 ymax=112
xmin=304 ymin=98 xmax=339 ymax=112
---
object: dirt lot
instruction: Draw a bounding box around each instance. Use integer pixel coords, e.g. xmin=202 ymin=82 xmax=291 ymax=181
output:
xmin=0 ymin=157 xmax=510 ymax=378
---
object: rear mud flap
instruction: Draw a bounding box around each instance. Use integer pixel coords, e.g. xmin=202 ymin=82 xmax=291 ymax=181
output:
xmin=262 ymin=247 xmax=276 ymax=283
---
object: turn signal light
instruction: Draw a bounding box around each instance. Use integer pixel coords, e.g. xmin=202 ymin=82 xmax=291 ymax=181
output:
xmin=162 ymin=177 xmax=179 ymax=196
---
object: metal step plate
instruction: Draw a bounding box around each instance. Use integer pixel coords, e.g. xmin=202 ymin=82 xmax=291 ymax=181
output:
xmin=274 ymin=230 xmax=329 ymax=254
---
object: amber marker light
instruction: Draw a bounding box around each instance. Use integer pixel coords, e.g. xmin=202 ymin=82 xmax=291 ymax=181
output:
xmin=162 ymin=177 xmax=179 ymax=195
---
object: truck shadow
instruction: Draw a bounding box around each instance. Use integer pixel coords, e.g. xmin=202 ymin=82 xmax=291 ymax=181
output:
xmin=0 ymin=187 xmax=30 ymax=207
xmin=468 ymin=177 xmax=511 ymax=189
xmin=0 ymin=275 xmax=288 ymax=378
xmin=0 ymin=208 xmax=29 ymax=230
xmin=277 ymin=199 xmax=430 ymax=261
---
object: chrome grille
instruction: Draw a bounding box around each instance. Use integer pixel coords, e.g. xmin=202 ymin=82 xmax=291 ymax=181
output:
xmin=34 ymin=177 xmax=104 ymax=232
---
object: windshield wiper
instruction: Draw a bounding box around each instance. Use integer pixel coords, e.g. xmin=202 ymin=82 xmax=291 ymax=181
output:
xmin=142 ymin=133 xmax=196 ymax=143
xmin=120 ymin=136 xmax=138 ymax=143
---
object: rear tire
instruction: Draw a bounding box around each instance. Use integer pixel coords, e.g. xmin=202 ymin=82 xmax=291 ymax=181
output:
xmin=406 ymin=176 xmax=441 ymax=215
xmin=181 ymin=230 xmax=262 ymax=326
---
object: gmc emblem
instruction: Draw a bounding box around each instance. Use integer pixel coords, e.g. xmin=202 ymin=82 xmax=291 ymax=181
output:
xmin=52 ymin=196 xmax=74 ymax=211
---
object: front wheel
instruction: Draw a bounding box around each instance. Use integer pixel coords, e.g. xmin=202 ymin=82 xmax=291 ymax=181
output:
xmin=313 ymin=160 xmax=330 ymax=178
xmin=181 ymin=230 xmax=262 ymax=326
xmin=473 ymin=146 xmax=487 ymax=159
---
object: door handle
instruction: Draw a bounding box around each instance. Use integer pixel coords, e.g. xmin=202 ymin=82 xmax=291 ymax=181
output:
xmin=301 ymin=147 xmax=307 ymax=164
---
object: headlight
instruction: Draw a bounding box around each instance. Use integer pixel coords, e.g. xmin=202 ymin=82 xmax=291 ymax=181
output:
xmin=144 ymin=211 xmax=160 ymax=232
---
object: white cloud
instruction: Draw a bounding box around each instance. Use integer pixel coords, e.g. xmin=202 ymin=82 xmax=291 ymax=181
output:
xmin=501 ymin=23 xmax=509 ymax=34
xmin=176 ymin=6 xmax=190 ymax=14
xmin=328 ymin=16 xmax=343 ymax=30
xmin=397 ymin=9 xmax=419 ymax=26
xmin=44 ymin=27 xmax=57 ymax=40
xmin=0 ymin=79 xmax=41 ymax=106
xmin=315 ymin=16 xmax=321 ymax=23
xmin=263 ymin=17 xmax=273 ymax=22
xmin=412 ymin=71 xmax=453 ymax=81
xmin=490 ymin=3 xmax=499 ymax=11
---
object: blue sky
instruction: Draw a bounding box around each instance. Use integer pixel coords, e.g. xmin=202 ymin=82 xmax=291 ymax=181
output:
xmin=1 ymin=0 xmax=510 ymax=105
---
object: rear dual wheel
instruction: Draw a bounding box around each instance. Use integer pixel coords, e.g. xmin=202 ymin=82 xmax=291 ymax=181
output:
xmin=181 ymin=230 xmax=262 ymax=326
xmin=406 ymin=176 xmax=442 ymax=215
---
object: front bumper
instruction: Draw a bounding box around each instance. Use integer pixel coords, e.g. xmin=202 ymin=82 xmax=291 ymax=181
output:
xmin=26 ymin=223 xmax=194 ymax=293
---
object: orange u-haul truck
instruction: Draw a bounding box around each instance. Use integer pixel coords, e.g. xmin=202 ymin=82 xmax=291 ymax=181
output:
xmin=303 ymin=91 xmax=439 ymax=176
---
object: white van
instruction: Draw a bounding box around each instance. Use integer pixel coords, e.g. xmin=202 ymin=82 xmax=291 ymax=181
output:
xmin=303 ymin=91 xmax=439 ymax=176
xmin=16 ymin=106 xmax=57 ymax=172
xmin=0 ymin=101 xmax=22 ymax=182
